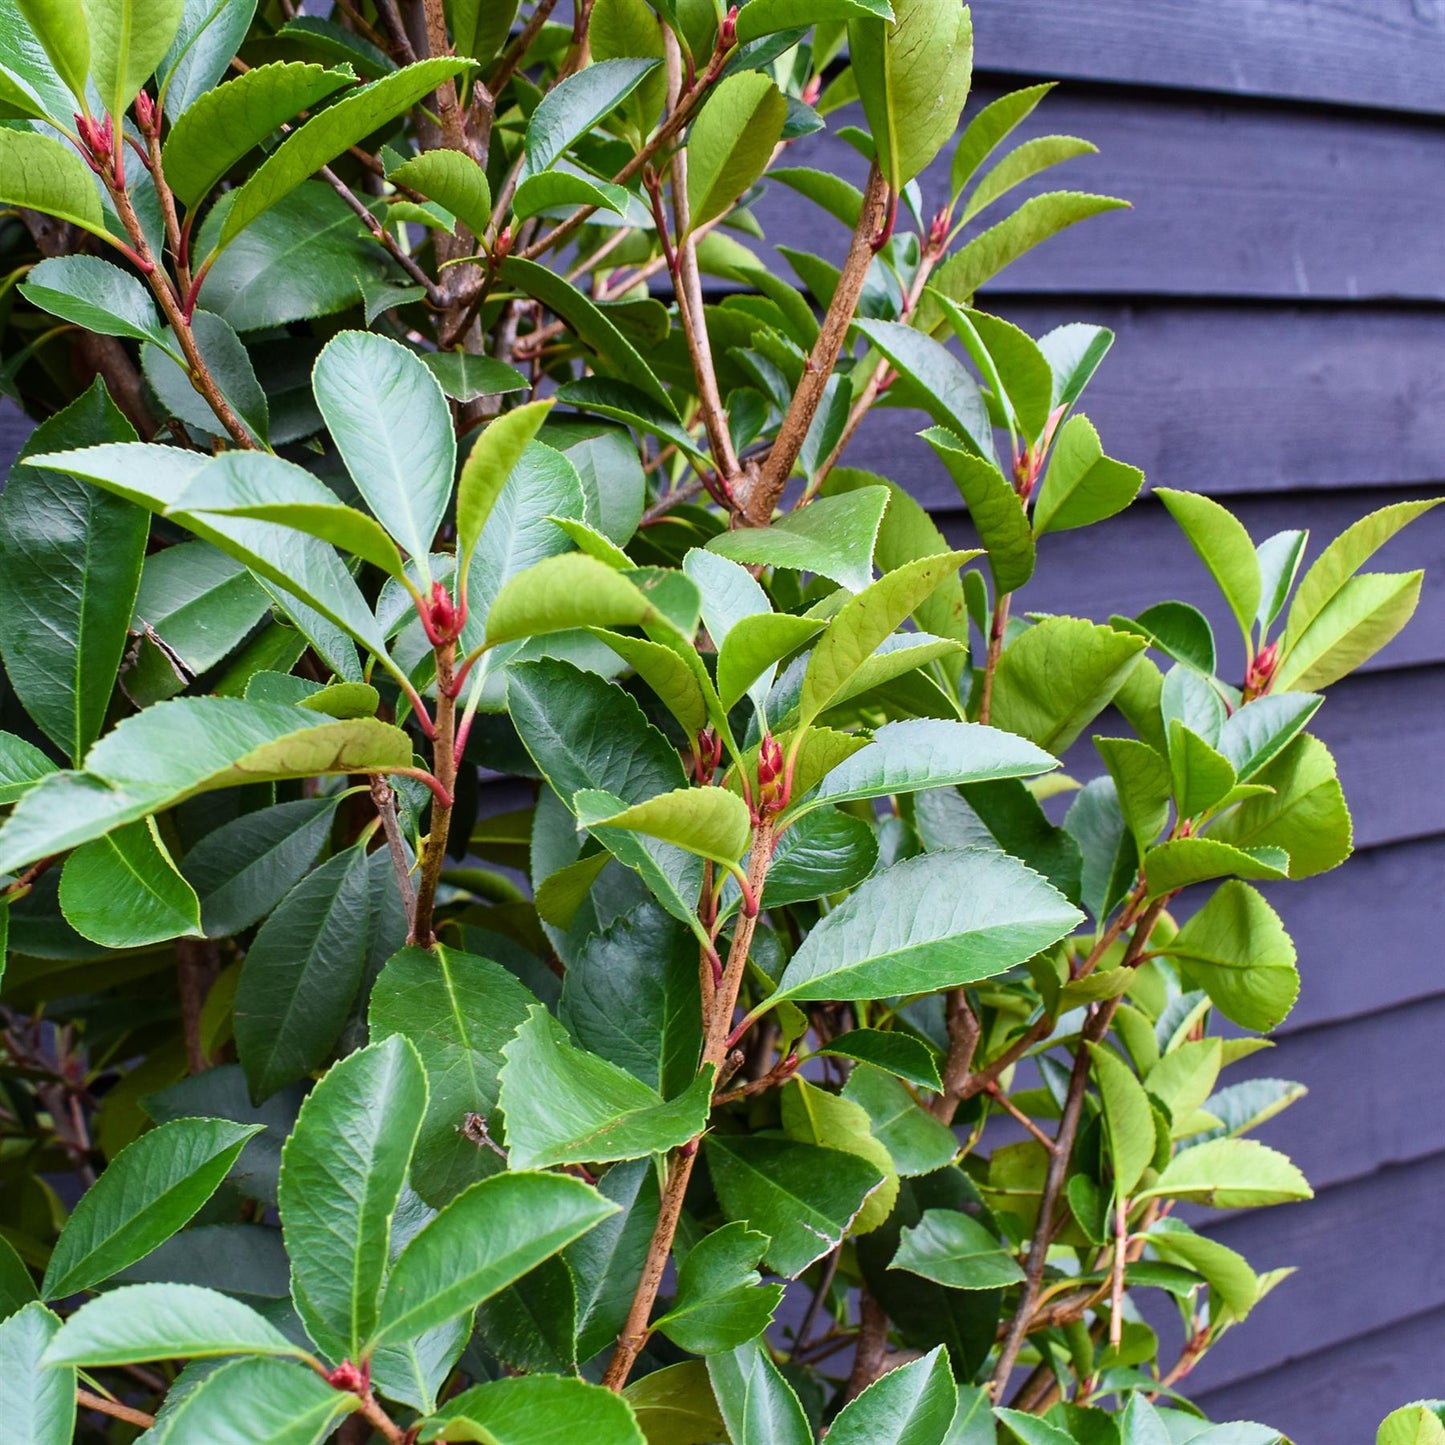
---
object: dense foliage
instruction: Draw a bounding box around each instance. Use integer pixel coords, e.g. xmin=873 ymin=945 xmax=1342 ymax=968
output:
xmin=0 ymin=0 xmax=1433 ymax=1441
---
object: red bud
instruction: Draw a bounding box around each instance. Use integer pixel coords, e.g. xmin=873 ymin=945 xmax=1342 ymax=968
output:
xmin=326 ymin=1359 xmax=369 ymax=1395
xmin=719 ymin=6 xmax=738 ymax=49
xmin=426 ymin=581 xmax=460 ymax=642
xmin=756 ymin=734 xmax=788 ymax=817
xmin=1243 ymin=639 xmax=1280 ymax=700
xmin=134 ymin=88 xmax=157 ymax=136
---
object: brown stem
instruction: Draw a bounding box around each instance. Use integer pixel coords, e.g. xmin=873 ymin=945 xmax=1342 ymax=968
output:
xmin=1108 ymin=1192 xmax=1128 ymax=1348
xmin=318 ymin=164 xmax=445 ymax=305
xmin=601 ymin=821 xmax=776 ymax=1391
xmin=979 ymin=593 xmax=1011 ymax=726
xmin=745 ymin=164 xmax=888 ymax=524
xmin=930 ymin=989 xmax=980 ymax=1122
xmin=409 ymin=641 xmax=457 ymax=946
xmin=175 ymin=937 xmax=218 ymax=1074
xmin=985 ymin=1080 xmax=1058 ymax=1153
xmin=845 ymin=1291 xmax=891 ymax=1401
xmin=77 ymin=1389 xmax=155 ymax=1429
xmin=146 ymin=130 xmax=190 ymax=294
xmin=373 ymin=0 xmax=419 ymax=62
xmin=359 ymin=1391 xmax=405 ymax=1444
xmin=371 ymin=776 xmax=418 ymax=924
xmin=487 ymin=0 xmax=559 ymax=97
xmin=419 ymin=0 xmax=474 ymax=157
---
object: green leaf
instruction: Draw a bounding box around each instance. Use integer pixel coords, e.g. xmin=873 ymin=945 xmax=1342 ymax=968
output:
xmin=0 ymin=381 xmax=145 ymax=764
xmin=446 ymin=0 xmax=516 ymax=64
xmin=1379 ymin=1406 xmax=1445 ymax=1445
xmin=782 ymin=1077 xmax=899 ymax=1232
xmin=158 ymin=0 xmax=260 ymax=115
xmin=1210 ymin=732 xmax=1351 ymax=880
xmin=707 ymin=1341 xmax=811 ymax=1445
xmin=686 ymin=71 xmax=787 ymax=229
xmin=556 ymin=378 xmax=707 ymax=465
xmin=892 ymin=1212 xmax=1022 ymax=1290
xmin=1155 ymin=489 xmax=1261 ymax=646
xmin=994 ymin=1410 xmax=1076 ymax=1445
xmin=576 ymin=785 xmax=750 ymax=868
xmin=1217 ymin=692 xmax=1321 ymax=780
xmin=850 ymin=0 xmax=973 ymax=188
xmin=373 ymin=1171 xmax=617 ymax=1347
xmin=654 ymin=1223 xmax=782 ymax=1354
xmin=950 ymin=82 xmax=1053 ymax=197
xmin=313 ymin=330 xmax=454 ymax=577
xmin=523 ymin=58 xmax=660 ymax=178
xmin=938 ymin=302 xmax=1054 ymax=444
xmin=19 ymin=254 xmax=167 ymax=348
xmin=421 ymin=1375 xmax=646 ymax=1444
xmin=1255 ymin=528 xmax=1309 ymax=634
xmin=233 ymin=845 xmax=376 ymax=1101
xmin=457 ymin=399 xmax=555 ymax=572
xmin=929 ymin=191 xmax=1129 ymax=305
xmin=1161 ymin=882 xmax=1299 ymax=1033
xmin=1039 ymin=322 xmax=1113 ymax=412
xmin=922 ymin=427 xmax=1032 ymax=592
xmin=1116 ymin=600 xmax=1217 ymax=676
xmin=1143 ymin=838 xmax=1289 ymax=898
xmin=277 ymin=1035 xmax=426 ymax=1360
xmin=484 ymin=553 xmax=669 ymax=644
xmin=0 ymin=129 xmax=108 ymax=240
xmin=856 ymin=322 xmax=992 ymax=459
xmin=569 ymin=1158 xmax=660 ymax=1363
xmin=624 ymin=1361 xmax=728 ymax=1444
xmin=151 ymin=1356 xmax=359 ymax=1442
xmin=59 ymin=816 xmax=201 ymax=947
xmin=42 ymin=1282 xmax=299 ymax=1366
xmin=754 ymin=805 xmax=878 ymax=910
xmin=1095 ymin=736 xmax=1170 ymax=852
xmin=369 ymin=944 xmax=536 ymax=1207
xmin=0 ymin=1304 xmax=71 ymax=1445
xmin=736 ymin=0 xmax=890 ymax=42
xmin=14 ymin=0 xmax=89 ymax=107
xmin=216 ymin=58 xmax=471 ymax=252
xmin=1275 ymin=570 xmax=1424 ymax=691
xmin=841 ymin=1063 xmax=959 ymax=1176
xmin=705 ymin=486 xmax=888 ymax=593
xmin=143 ymin=309 xmax=269 ymax=444
xmin=163 ymin=61 xmax=355 ymax=208
xmin=1137 ymin=1138 xmax=1312 ymax=1208
xmin=499 ymin=1007 xmax=713 ymax=1170
xmin=41 ymin=1116 xmax=262 ymax=1298
xmin=0 ymin=732 xmax=57 ymax=806
xmin=990 ymin=618 xmax=1147 ymax=755
xmin=1032 ymin=414 xmax=1143 ymax=536
xmin=772 ymin=848 xmax=1081 ymax=1003
xmin=714 ymin=613 xmax=821 ymax=716
xmin=818 ymin=1029 xmax=943 ymax=1093
xmin=423 ymin=350 xmax=527 ymax=403
xmin=85 ymin=0 xmax=186 ymax=123
xmin=390 ymin=148 xmax=491 ymax=237
xmin=796 ymin=718 xmax=1055 ymax=818
xmin=1088 ymin=1043 xmax=1155 ymax=1195
xmin=1146 ymin=1219 xmax=1259 ymax=1319
xmin=962 ymin=134 xmax=1100 ymax=226
xmin=593 ymin=627 xmax=714 ymax=738
xmin=1167 ymin=721 xmax=1237 ymax=819
xmin=827 ymin=1345 xmax=958 ymax=1444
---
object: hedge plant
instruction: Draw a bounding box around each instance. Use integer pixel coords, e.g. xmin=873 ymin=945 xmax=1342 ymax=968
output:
xmin=0 ymin=0 xmax=1433 ymax=1441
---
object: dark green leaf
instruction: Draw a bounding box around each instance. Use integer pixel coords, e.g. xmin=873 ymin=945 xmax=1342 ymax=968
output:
xmin=922 ymin=427 xmax=1032 ymax=593
xmin=827 ymin=1345 xmax=957 ymax=1444
xmin=523 ymin=58 xmax=660 ymax=177
xmin=819 ymin=1029 xmax=943 ymax=1093
xmin=707 ymin=1341 xmax=812 ymax=1445
xmin=151 ymin=1356 xmax=359 ymax=1442
xmin=59 ymin=817 xmax=201 ymax=947
xmin=891 ymin=1211 xmax=1022 ymax=1290
xmin=654 ymin=1223 xmax=782 ymax=1354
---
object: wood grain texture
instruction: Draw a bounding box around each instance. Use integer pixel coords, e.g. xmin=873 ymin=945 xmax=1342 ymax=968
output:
xmin=965 ymin=0 xmax=1445 ymax=115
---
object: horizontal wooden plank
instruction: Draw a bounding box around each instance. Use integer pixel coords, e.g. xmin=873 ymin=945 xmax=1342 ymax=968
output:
xmin=1182 ymin=1152 xmax=1445 ymax=1395
xmin=769 ymin=91 xmax=1445 ymax=301
xmin=838 ymin=301 xmax=1445 ymax=504
xmin=1195 ymin=1302 xmax=1445 ymax=1445
xmin=964 ymin=0 xmax=1445 ymax=116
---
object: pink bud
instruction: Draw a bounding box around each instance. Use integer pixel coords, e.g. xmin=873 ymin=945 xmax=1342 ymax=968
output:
xmin=326 ymin=1359 xmax=369 ymax=1395
xmin=428 ymin=581 xmax=459 ymax=641
xmin=134 ymin=88 xmax=157 ymax=135
xmin=720 ymin=6 xmax=738 ymax=49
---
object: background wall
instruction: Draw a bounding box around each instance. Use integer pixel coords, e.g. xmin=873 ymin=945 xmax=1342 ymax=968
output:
xmin=1 ymin=3 xmax=1441 ymax=1438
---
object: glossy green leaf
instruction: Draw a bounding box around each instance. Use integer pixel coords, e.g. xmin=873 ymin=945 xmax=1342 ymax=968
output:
xmin=990 ymin=617 xmax=1147 ymax=754
xmin=819 ymin=1029 xmax=943 ymax=1093
xmin=391 ymin=148 xmax=491 ymax=237
xmin=216 ymin=58 xmax=471 ymax=252
xmin=1155 ymin=489 xmax=1261 ymax=646
xmin=962 ymin=133 xmax=1099 ymax=226
xmin=850 ymin=0 xmax=973 ymax=187
xmin=1146 ymin=1219 xmax=1259 ymax=1318
xmin=233 ymin=845 xmax=375 ymax=1101
xmin=1217 ymin=692 xmax=1321 ymax=781
xmin=891 ymin=1212 xmax=1023 ymax=1290
xmin=1167 ymin=721 xmax=1236 ymax=819
xmin=1137 ymin=1138 xmax=1311 ymax=1208
xmin=1255 ymin=528 xmax=1309 ymax=634
xmin=568 ymin=1158 xmax=660 ymax=1363
xmin=1275 ymin=569 xmax=1424 ymax=691
xmin=152 ymin=1355 xmax=359 ymax=1443
xmin=59 ymin=816 xmax=201 ymax=947
xmin=1143 ymin=837 xmax=1289 ymax=898
xmin=707 ymin=1341 xmax=812 ymax=1445
xmin=736 ymin=0 xmax=890 ymax=42
xmin=686 ymin=71 xmax=787 ymax=229
xmin=158 ymin=0 xmax=260 ymax=114
xmin=1039 ymin=321 xmax=1114 ymax=412
xmin=921 ymin=428 xmax=1032 ymax=592
xmin=939 ymin=301 xmax=1054 ymax=444
xmin=14 ymin=0 xmax=89 ymax=106
xmin=43 ymin=1282 xmax=299 ymax=1365
xmin=751 ymin=804 xmax=878 ymax=910
xmin=485 ymin=553 xmax=669 ymax=644
xmin=858 ymin=322 xmax=992 ymax=457
xmin=423 ymin=1375 xmax=646 ymax=1444
xmin=1088 ymin=1043 xmax=1155 ymax=1195
xmin=0 ymin=732 xmax=56 ymax=806
xmin=457 ymin=399 xmax=555 ymax=571
xmin=576 ymin=785 xmax=750 ymax=867
xmin=949 ymin=82 xmax=1053 ymax=197
xmin=654 ymin=1223 xmax=782 ymax=1354
xmin=772 ymin=847 xmax=1081 ymax=1003
xmin=624 ymin=1361 xmax=728 ymax=1445
xmin=830 ymin=1351 xmax=958 ymax=1445
xmin=592 ymin=628 xmax=715 ymax=738
xmin=1033 ymin=414 xmax=1143 ymax=536
xmin=0 ymin=129 xmax=109 ymax=240
xmin=842 ymin=1064 xmax=959 ymax=1176
xmin=277 ymin=1035 xmax=426 ymax=1359
xmin=313 ymin=330 xmax=454 ymax=576
xmin=523 ymin=58 xmax=659 ymax=177
xmin=446 ymin=0 xmax=516 ymax=64
xmin=369 ymin=944 xmax=536 ymax=1207
xmin=1379 ymin=1406 xmax=1445 ymax=1445
xmin=423 ymin=350 xmax=527 ymax=403
xmin=782 ymin=1076 xmax=898 ymax=1232
xmin=1095 ymin=736 xmax=1170 ymax=852
xmin=42 ymin=1116 xmax=262 ymax=1298
xmin=994 ymin=1409 xmax=1080 ymax=1445
xmin=84 ymin=0 xmax=185 ymax=121
xmin=499 ymin=1006 xmax=713 ymax=1170
xmin=0 ymin=1304 xmax=71 ymax=1445
xmin=163 ymin=61 xmax=354 ymax=208
xmin=143 ymin=309 xmax=269 ymax=444
xmin=0 ymin=382 xmax=145 ymax=764
xmin=373 ymin=1171 xmax=617 ymax=1347
xmin=1117 ymin=599 xmax=1217 ymax=675
xmin=20 ymin=254 xmax=168 ymax=348
xmin=705 ymin=485 xmax=888 ymax=592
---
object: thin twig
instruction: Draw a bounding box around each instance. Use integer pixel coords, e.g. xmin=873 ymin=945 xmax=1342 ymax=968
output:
xmin=409 ymin=641 xmax=458 ymax=947
xmin=371 ymin=776 xmax=418 ymax=923
xmin=979 ymin=593 xmax=1011 ymax=725
xmin=487 ymin=0 xmax=560 ymax=98
xmin=845 ymin=1291 xmax=891 ymax=1401
xmin=77 ymin=1389 xmax=155 ymax=1429
xmin=318 ymin=164 xmax=444 ymax=306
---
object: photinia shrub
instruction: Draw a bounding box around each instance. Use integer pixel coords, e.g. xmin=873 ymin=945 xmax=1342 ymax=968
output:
xmin=0 ymin=1 xmax=1433 ymax=1441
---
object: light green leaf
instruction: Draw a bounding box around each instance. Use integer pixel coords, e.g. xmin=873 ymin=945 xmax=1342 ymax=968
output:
xmin=390 ymin=148 xmax=491 ymax=237
xmin=0 ymin=731 xmax=56 ymax=806
xmin=1379 ymin=1406 xmax=1445 ymax=1445
xmin=736 ymin=0 xmax=890 ymax=42
xmin=857 ymin=322 xmax=993 ymax=458
xmin=1088 ymin=1043 xmax=1155 ymax=1195
xmin=1274 ymin=569 xmax=1424 ymax=691
xmin=1137 ymin=1138 xmax=1311 ymax=1208
xmin=1095 ymin=735 xmax=1170 ymax=852
xmin=14 ymin=0 xmax=89 ymax=106
xmin=705 ymin=485 xmax=888 ymax=593
xmin=686 ymin=71 xmax=787 ymax=229
xmin=84 ymin=0 xmax=186 ymax=122
xmin=1039 ymin=321 xmax=1114 ymax=412
xmin=59 ymin=816 xmax=201 ymax=947
xmin=1155 ymin=489 xmax=1261 ymax=646
xmin=994 ymin=1410 xmax=1076 ymax=1445
xmin=892 ymin=1212 xmax=1023 ymax=1290
xmin=654 ymin=1223 xmax=782 ymax=1354
xmin=990 ymin=617 xmax=1147 ymax=754
xmin=593 ymin=627 xmax=715 ymax=738
xmin=782 ymin=1077 xmax=898 ymax=1232
xmin=216 ymin=58 xmax=471 ymax=252
xmin=457 ymin=399 xmax=555 ymax=572
xmin=1032 ymin=414 xmax=1143 ymax=536
xmin=42 ymin=1282 xmax=299 ymax=1366
xmin=0 ymin=1304 xmax=71 ymax=1445
xmin=827 ymin=1345 xmax=957 ymax=1444
xmin=962 ymin=133 xmax=1099 ymax=226
xmin=523 ymin=58 xmax=659 ymax=178
xmin=1146 ymin=1219 xmax=1260 ymax=1319
xmin=575 ymin=785 xmax=750 ymax=868
xmin=950 ymin=81 xmax=1054 ymax=197
xmin=513 ymin=168 xmax=630 ymax=223
xmin=716 ymin=612 xmax=824 ymax=715
xmin=850 ymin=0 xmax=973 ymax=188
xmin=20 ymin=254 xmax=167 ymax=348
xmin=369 ymin=945 xmax=536 ymax=1207
xmin=1161 ymin=882 xmax=1299 ymax=1033
xmin=313 ymin=330 xmax=454 ymax=576
xmin=0 ymin=129 xmax=108 ymax=240
xmin=163 ymin=61 xmax=355 ymax=209
xmin=1255 ymin=528 xmax=1309 ymax=633
xmin=42 ymin=1117 xmax=262 ymax=1298
xmin=1167 ymin=721 xmax=1237 ymax=819
xmin=772 ymin=847 xmax=1082 ymax=1004
xmin=841 ymin=1064 xmax=959 ymax=1176
xmin=1217 ymin=692 xmax=1321 ymax=780
xmin=373 ymin=1171 xmax=618 ymax=1347
xmin=151 ymin=1355 xmax=359 ymax=1443
xmin=938 ymin=301 xmax=1054 ymax=444
xmin=484 ymin=553 xmax=667 ymax=644
xmin=498 ymin=1007 xmax=713 ymax=1170
xmin=421 ymin=1375 xmax=646 ymax=1444
xmin=707 ymin=1340 xmax=812 ymax=1445
xmin=921 ymin=427 xmax=1032 ymax=593
xmin=446 ymin=0 xmax=517 ymax=65
xmin=1143 ymin=837 xmax=1289 ymax=898
xmin=277 ymin=1035 xmax=426 ymax=1360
